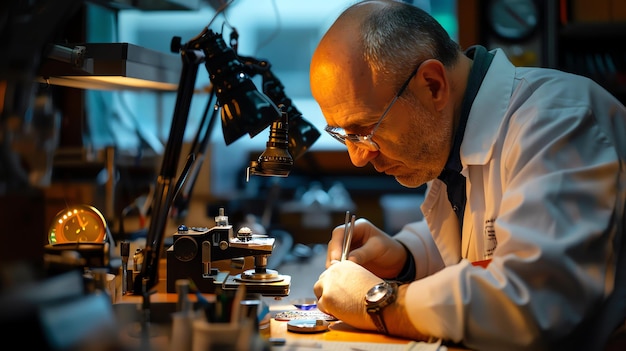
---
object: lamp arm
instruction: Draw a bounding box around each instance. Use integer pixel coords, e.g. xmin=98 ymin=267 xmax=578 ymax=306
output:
xmin=133 ymin=44 xmax=205 ymax=293
xmin=171 ymin=90 xmax=219 ymax=219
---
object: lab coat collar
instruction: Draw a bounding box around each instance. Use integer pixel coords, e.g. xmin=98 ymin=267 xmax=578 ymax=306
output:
xmin=460 ymin=48 xmax=517 ymax=171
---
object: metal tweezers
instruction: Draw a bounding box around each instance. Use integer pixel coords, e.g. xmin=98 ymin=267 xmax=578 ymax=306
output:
xmin=341 ymin=210 xmax=356 ymax=261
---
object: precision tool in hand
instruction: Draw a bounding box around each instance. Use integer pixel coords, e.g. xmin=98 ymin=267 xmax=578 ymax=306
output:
xmin=341 ymin=211 xmax=356 ymax=261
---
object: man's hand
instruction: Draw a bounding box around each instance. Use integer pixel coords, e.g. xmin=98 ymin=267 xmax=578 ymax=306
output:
xmin=313 ymin=260 xmax=382 ymax=331
xmin=326 ymin=218 xmax=408 ymax=279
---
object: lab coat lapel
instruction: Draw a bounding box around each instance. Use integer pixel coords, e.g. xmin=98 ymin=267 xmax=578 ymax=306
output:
xmin=422 ymin=49 xmax=517 ymax=264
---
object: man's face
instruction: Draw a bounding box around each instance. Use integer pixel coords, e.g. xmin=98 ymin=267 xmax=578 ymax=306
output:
xmin=339 ymin=91 xmax=452 ymax=188
xmin=313 ymin=72 xmax=452 ymax=188
xmin=310 ymin=36 xmax=453 ymax=188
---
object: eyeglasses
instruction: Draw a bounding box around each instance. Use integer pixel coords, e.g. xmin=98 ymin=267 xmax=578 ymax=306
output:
xmin=324 ymin=61 xmax=423 ymax=151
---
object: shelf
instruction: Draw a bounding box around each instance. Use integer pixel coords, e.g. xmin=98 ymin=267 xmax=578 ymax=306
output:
xmin=38 ymin=43 xmax=181 ymax=91
xmin=560 ymin=22 xmax=626 ymax=41
xmin=557 ymin=21 xmax=626 ymax=104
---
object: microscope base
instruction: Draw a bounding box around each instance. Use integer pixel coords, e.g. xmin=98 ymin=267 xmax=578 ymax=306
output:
xmin=166 ymin=248 xmax=291 ymax=296
xmin=223 ymin=274 xmax=291 ymax=296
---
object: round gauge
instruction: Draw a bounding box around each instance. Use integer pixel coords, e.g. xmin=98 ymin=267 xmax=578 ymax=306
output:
xmin=487 ymin=0 xmax=539 ymax=41
xmin=48 ymin=204 xmax=108 ymax=244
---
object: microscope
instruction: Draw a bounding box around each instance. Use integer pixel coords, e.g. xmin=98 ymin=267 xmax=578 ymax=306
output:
xmin=165 ymin=207 xmax=290 ymax=296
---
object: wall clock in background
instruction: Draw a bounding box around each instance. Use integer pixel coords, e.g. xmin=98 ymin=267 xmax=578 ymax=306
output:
xmin=483 ymin=0 xmax=544 ymax=67
xmin=487 ymin=0 xmax=539 ymax=42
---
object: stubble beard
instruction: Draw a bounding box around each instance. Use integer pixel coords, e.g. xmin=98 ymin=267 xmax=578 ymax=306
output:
xmin=393 ymin=99 xmax=452 ymax=188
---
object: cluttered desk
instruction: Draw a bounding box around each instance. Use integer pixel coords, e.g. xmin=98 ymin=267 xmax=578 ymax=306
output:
xmin=115 ymin=242 xmax=464 ymax=351
xmin=110 ymin=206 xmax=467 ymax=351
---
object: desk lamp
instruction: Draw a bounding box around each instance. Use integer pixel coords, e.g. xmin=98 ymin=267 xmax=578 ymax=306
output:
xmin=171 ymin=50 xmax=321 ymax=217
xmin=239 ymin=53 xmax=321 ymax=178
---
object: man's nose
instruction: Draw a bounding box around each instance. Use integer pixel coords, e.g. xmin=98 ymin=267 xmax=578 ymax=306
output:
xmin=347 ymin=143 xmax=377 ymax=167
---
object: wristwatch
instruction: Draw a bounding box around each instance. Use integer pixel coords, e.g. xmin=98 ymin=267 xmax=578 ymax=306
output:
xmin=365 ymin=280 xmax=399 ymax=334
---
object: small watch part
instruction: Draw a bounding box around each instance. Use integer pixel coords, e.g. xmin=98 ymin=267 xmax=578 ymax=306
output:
xmin=237 ymin=226 xmax=253 ymax=241
xmin=286 ymin=319 xmax=330 ymax=333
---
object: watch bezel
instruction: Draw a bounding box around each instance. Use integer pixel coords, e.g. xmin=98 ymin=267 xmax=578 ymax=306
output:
xmin=365 ymin=281 xmax=398 ymax=306
xmin=366 ymin=284 xmax=388 ymax=303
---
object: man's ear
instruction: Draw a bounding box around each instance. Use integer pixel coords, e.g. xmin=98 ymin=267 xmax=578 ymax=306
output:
xmin=416 ymin=59 xmax=449 ymax=112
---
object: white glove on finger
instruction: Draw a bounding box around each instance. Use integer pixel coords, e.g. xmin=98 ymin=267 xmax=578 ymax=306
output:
xmin=313 ymin=260 xmax=384 ymax=331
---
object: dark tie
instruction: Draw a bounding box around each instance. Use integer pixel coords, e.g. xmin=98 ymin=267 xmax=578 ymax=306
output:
xmin=438 ymin=169 xmax=466 ymax=228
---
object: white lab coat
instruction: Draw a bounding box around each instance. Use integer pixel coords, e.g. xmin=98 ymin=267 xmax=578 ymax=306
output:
xmin=393 ymin=48 xmax=626 ymax=351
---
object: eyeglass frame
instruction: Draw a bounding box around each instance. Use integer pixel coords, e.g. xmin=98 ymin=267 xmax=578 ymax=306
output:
xmin=324 ymin=60 xmax=424 ymax=151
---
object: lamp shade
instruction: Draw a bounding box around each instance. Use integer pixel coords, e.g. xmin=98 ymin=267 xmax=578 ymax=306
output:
xmin=200 ymin=30 xmax=280 ymax=145
xmin=219 ymin=87 xmax=280 ymax=145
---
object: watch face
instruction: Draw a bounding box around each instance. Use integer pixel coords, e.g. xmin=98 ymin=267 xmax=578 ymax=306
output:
xmin=367 ymin=284 xmax=388 ymax=303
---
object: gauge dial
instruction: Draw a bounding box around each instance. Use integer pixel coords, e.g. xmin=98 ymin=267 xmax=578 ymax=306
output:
xmin=487 ymin=0 xmax=539 ymax=41
xmin=49 ymin=204 xmax=108 ymax=244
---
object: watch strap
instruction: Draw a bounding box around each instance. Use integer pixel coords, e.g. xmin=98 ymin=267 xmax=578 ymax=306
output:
xmin=367 ymin=304 xmax=389 ymax=334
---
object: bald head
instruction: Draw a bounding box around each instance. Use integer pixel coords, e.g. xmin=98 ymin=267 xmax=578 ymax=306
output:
xmin=310 ymin=1 xmax=396 ymax=122
xmin=310 ymin=0 xmax=461 ymax=118
xmin=309 ymin=0 xmax=468 ymax=184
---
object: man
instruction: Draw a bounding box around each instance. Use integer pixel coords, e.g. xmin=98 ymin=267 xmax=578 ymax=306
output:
xmin=310 ymin=1 xmax=626 ymax=350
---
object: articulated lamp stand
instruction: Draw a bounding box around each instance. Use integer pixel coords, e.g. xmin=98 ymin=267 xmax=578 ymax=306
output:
xmin=132 ymin=29 xmax=290 ymax=298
